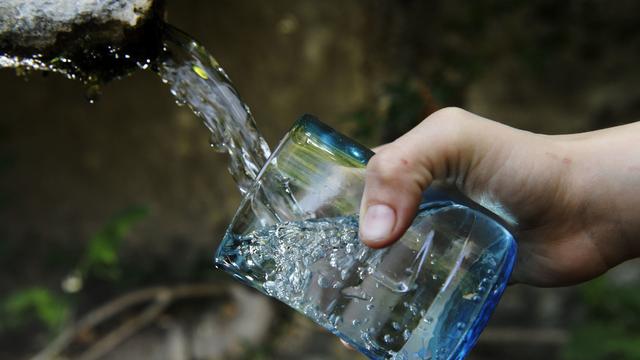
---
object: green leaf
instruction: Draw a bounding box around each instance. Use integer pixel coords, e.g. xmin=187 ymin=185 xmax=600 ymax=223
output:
xmin=80 ymin=206 xmax=149 ymax=280
xmin=1 ymin=287 xmax=68 ymax=330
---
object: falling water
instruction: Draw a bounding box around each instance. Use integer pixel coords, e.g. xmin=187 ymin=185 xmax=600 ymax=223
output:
xmin=1 ymin=24 xmax=271 ymax=195
xmin=156 ymin=25 xmax=271 ymax=195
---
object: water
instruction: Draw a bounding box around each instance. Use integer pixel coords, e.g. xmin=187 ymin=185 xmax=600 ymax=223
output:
xmin=156 ymin=26 xmax=271 ymax=194
xmin=1 ymin=25 xmax=271 ymax=194
xmin=217 ymin=209 xmax=515 ymax=359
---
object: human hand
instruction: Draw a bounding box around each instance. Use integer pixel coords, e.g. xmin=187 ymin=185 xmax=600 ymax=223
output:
xmin=359 ymin=107 xmax=640 ymax=286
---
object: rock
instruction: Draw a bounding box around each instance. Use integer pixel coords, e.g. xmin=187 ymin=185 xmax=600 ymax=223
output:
xmin=0 ymin=0 xmax=156 ymax=49
xmin=0 ymin=0 xmax=164 ymax=83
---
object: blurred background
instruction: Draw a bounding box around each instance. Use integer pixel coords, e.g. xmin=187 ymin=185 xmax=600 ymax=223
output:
xmin=2 ymin=0 xmax=640 ymax=359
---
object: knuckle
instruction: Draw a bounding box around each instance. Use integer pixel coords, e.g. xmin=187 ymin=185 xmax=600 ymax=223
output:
xmin=366 ymin=148 xmax=411 ymax=184
xmin=422 ymin=107 xmax=474 ymax=144
xmin=428 ymin=107 xmax=468 ymax=123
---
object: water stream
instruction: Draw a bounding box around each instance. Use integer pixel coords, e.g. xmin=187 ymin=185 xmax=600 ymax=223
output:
xmin=156 ymin=26 xmax=271 ymax=195
xmin=1 ymin=24 xmax=271 ymax=195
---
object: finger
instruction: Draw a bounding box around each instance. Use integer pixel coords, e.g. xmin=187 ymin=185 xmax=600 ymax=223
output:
xmin=359 ymin=107 xmax=476 ymax=248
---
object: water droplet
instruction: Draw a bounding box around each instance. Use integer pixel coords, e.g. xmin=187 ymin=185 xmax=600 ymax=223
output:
xmin=424 ymin=316 xmax=434 ymax=324
xmin=366 ymin=304 xmax=375 ymax=311
xmin=85 ymin=83 xmax=101 ymax=104
xmin=456 ymin=322 xmax=466 ymax=331
xmin=432 ymin=274 xmax=439 ymax=280
xmin=384 ymin=334 xmax=393 ymax=343
xmin=403 ymin=329 xmax=412 ymax=340
xmin=352 ymin=319 xmax=361 ymax=326
xmin=392 ymin=321 xmax=402 ymax=331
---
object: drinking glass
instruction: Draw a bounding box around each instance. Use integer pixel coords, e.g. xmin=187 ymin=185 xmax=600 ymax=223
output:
xmin=215 ymin=114 xmax=517 ymax=360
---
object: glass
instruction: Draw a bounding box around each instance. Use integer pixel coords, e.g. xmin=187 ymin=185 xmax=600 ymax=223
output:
xmin=214 ymin=115 xmax=517 ymax=360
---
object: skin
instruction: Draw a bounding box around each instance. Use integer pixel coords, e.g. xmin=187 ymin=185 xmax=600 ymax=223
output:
xmin=358 ymin=107 xmax=640 ymax=287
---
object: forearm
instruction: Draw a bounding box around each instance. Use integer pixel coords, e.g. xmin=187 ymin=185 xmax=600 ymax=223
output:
xmin=569 ymin=121 xmax=640 ymax=261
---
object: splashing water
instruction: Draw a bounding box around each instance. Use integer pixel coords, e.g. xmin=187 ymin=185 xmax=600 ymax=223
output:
xmin=217 ymin=211 xmax=514 ymax=359
xmin=156 ymin=26 xmax=271 ymax=194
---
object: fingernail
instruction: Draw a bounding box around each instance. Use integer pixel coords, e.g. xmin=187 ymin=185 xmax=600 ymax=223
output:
xmin=360 ymin=204 xmax=395 ymax=244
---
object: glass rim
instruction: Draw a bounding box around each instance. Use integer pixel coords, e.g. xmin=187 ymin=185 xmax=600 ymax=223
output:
xmin=249 ymin=113 xmax=373 ymax=191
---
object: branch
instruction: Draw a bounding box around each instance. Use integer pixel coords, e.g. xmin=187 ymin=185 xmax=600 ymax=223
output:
xmin=31 ymin=284 xmax=226 ymax=360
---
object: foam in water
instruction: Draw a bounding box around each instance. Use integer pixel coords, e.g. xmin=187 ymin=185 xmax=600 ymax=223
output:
xmin=217 ymin=210 xmax=514 ymax=359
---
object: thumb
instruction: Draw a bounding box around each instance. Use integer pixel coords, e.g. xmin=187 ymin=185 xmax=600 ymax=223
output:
xmin=359 ymin=107 xmax=478 ymax=248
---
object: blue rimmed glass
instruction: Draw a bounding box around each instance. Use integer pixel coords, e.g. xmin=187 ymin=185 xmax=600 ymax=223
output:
xmin=215 ymin=114 xmax=516 ymax=359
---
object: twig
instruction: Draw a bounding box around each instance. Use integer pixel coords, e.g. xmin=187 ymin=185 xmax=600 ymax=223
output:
xmin=31 ymin=284 xmax=226 ymax=360
xmin=77 ymin=290 xmax=171 ymax=360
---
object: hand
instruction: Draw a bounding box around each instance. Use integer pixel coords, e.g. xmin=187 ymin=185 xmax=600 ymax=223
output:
xmin=358 ymin=107 xmax=640 ymax=286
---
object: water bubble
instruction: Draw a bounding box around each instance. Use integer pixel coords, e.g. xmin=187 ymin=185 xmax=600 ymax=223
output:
xmin=356 ymin=247 xmax=369 ymax=261
xmin=317 ymin=275 xmax=331 ymax=288
xmin=345 ymin=243 xmax=355 ymax=254
xmin=340 ymin=269 xmax=350 ymax=280
xmin=432 ymin=274 xmax=439 ymax=280
xmin=408 ymin=304 xmax=419 ymax=315
xmin=456 ymin=322 xmax=466 ymax=331
xmin=359 ymin=269 xmax=367 ymax=280
xmin=352 ymin=319 xmax=361 ymax=326
xmin=384 ymin=334 xmax=393 ymax=343
xmin=392 ymin=321 xmax=402 ymax=331
xmin=366 ymin=304 xmax=375 ymax=311
xmin=330 ymin=235 xmax=341 ymax=247
xmin=263 ymin=281 xmax=276 ymax=294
